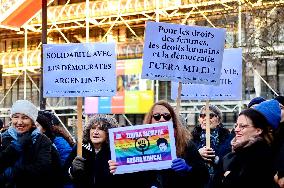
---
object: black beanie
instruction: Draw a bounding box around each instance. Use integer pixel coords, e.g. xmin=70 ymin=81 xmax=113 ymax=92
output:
xmin=275 ymin=96 xmax=284 ymax=106
xmin=37 ymin=113 xmax=52 ymax=130
xmin=248 ymin=97 xmax=266 ymax=108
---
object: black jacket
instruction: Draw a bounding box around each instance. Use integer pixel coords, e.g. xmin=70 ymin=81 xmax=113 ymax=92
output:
xmin=155 ymin=140 xmax=209 ymax=188
xmin=68 ymin=142 xmax=164 ymax=188
xmin=0 ymin=128 xmax=63 ymax=188
xmin=222 ymin=140 xmax=275 ymax=188
xmin=192 ymin=125 xmax=233 ymax=188
xmin=273 ymin=123 xmax=284 ymax=179
xmin=70 ymin=143 xmax=118 ymax=188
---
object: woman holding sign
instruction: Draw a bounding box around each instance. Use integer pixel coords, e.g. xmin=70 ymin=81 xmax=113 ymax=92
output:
xmin=109 ymin=100 xmax=208 ymax=188
xmin=192 ymin=105 xmax=233 ymax=188
xmin=143 ymin=100 xmax=209 ymax=188
xmin=68 ymin=114 xmax=119 ymax=188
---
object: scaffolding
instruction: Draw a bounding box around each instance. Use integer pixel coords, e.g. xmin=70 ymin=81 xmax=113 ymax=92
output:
xmin=0 ymin=0 xmax=283 ymax=126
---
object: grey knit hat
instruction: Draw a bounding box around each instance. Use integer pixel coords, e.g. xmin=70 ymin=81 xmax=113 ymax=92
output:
xmin=10 ymin=100 xmax=38 ymax=123
xmin=200 ymin=105 xmax=222 ymax=121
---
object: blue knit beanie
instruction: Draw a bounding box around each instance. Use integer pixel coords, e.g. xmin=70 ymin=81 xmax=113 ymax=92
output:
xmin=254 ymin=99 xmax=281 ymax=129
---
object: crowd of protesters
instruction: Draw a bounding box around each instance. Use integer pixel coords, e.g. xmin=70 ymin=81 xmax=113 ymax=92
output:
xmin=0 ymin=96 xmax=284 ymax=188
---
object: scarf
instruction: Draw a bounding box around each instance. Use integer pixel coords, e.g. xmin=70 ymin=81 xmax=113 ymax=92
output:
xmin=231 ymin=135 xmax=263 ymax=152
xmin=199 ymin=128 xmax=220 ymax=151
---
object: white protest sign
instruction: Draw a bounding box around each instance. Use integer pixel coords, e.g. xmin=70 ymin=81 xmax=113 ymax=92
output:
xmin=43 ymin=43 xmax=116 ymax=97
xmin=109 ymin=121 xmax=176 ymax=174
xmin=171 ymin=48 xmax=242 ymax=100
xmin=142 ymin=21 xmax=226 ymax=85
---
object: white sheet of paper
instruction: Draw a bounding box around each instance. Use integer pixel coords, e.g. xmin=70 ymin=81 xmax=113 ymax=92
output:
xmin=142 ymin=21 xmax=226 ymax=85
xmin=171 ymin=48 xmax=242 ymax=100
xmin=43 ymin=43 xmax=116 ymax=97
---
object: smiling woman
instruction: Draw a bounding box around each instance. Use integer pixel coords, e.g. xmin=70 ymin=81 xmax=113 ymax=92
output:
xmin=0 ymin=99 xmax=63 ymax=188
xmin=11 ymin=113 xmax=35 ymax=134
xmin=221 ymin=108 xmax=275 ymax=188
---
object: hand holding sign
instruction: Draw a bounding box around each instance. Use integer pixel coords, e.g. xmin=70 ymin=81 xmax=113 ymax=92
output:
xmin=108 ymin=160 xmax=118 ymax=174
xmin=171 ymin=158 xmax=192 ymax=174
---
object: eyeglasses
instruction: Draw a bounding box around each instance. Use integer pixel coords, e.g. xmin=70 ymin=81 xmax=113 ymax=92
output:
xmin=234 ymin=123 xmax=252 ymax=130
xmin=152 ymin=113 xmax=172 ymax=121
xmin=199 ymin=113 xmax=217 ymax=119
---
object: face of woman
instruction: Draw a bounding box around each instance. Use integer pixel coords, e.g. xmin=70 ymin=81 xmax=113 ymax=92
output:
xmin=198 ymin=110 xmax=220 ymax=129
xmin=234 ymin=114 xmax=262 ymax=143
xmin=89 ymin=124 xmax=107 ymax=149
xmin=151 ymin=105 xmax=172 ymax=124
xmin=11 ymin=113 xmax=34 ymax=134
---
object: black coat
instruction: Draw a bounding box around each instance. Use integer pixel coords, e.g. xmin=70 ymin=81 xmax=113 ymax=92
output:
xmin=192 ymin=125 xmax=233 ymax=188
xmin=155 ymin=140 xmax=209 ymax=188
xmin=70 ymin=143 xmax=116 ymax=188
xmin=192 ymin=125 xmax=233 ymax=159
xmin=69 ymin=142 xmax=156 ymax=188
xmin=0 ymin=128 xmax=63 ymax=188
xmin=222 ymin=140 xmax=275 ymax=188
xmin=273 ymin=123 xmax=284 ymax=179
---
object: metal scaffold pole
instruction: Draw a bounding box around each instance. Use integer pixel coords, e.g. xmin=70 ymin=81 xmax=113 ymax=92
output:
xmin=40 ymin=0 xmax=47 ymax=110
xmin=24 ymin=27 xmax=27 ymax=99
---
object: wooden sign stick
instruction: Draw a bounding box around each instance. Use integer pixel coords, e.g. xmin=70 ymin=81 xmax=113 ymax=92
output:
xmin=205 ymin=100 xmax=210 ymax=148
xmin=77 ymin=97 xmax=83 ymax=157
xmin=176 ymin=82 xmax=182 ymax=114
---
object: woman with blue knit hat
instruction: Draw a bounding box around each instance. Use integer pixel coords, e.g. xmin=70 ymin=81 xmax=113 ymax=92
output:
xmin=0 ymin=100 xmax=63 ymax=188
xmin=221 ymin=108 xmax=276 ymax=188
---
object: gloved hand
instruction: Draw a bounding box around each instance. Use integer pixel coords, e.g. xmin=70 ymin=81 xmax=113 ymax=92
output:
xmin=18 ymin=132 xmax=32 ymax=147
xmin=171 ymin=158 xmax=192 ymax=173
xmin=11 ymin=132 xmax=32 ymax=152
xmin=72 ymin=156 xmax=86 ymax=174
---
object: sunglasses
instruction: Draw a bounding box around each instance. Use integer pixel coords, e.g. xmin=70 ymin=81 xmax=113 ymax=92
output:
xmin=152 ymin=113 xmax=172 ymax=121
xmin=199 ymin=113 xmax=217 ymax=119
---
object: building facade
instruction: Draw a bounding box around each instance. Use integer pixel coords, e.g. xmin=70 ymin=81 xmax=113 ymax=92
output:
xmin=0 ymin=0 xmax=283 ymax=129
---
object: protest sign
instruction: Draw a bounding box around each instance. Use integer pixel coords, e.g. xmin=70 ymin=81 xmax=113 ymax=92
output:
xmin=142 ymin=21 xmax=226 ymax=85
xmin=109 ymin=121 xmax=176 ymax=174
xmin=43 ymin=43 xmax=116 ymax=97
xmin=171 ymin=48 xmax=242 ymax=100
